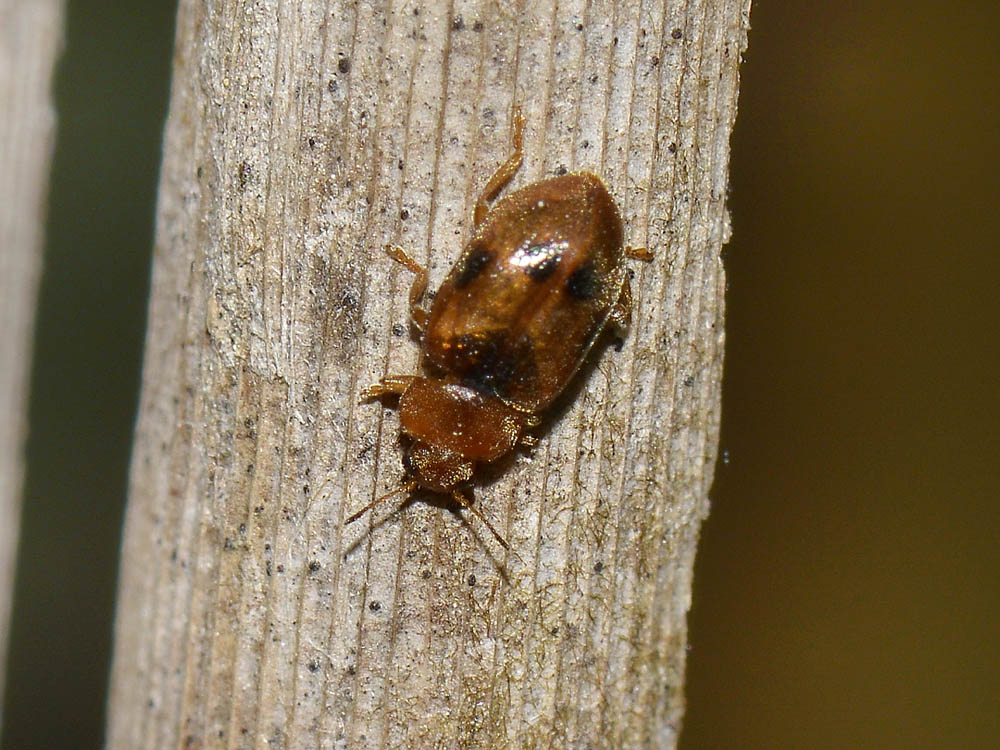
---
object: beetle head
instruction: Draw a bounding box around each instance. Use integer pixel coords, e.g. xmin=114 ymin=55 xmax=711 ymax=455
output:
xmin=404 ymin=441 xmax=474 ymax=493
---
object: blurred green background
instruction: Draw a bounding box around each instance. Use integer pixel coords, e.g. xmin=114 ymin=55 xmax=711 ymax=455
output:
xmin=3 ymin=1 xmax=998 ymax=747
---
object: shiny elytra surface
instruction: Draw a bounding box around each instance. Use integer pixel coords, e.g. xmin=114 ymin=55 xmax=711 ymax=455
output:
xmin=423 ymin=171 xmax=626 ymax=413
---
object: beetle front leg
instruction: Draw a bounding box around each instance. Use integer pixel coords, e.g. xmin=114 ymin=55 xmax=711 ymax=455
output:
xmin=385 ymin=244 xmax=429 ymax=332
xmin=474 ymin=105 xmax=525 ymax=226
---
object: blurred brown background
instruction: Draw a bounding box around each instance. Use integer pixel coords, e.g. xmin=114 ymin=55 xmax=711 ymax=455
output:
xmin=3 ymin=1 xmax=997 ymax=748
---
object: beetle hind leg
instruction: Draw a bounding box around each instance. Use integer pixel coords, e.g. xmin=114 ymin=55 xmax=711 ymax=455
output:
xmin=385 ymin=244 xmax=429 ymax=332
xmin=474 ymin=105 xmax=525 ymax=226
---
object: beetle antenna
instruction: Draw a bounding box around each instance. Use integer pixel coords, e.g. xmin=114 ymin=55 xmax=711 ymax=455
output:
xmin=346 ymin=480 xmax=417 ymax=525
xmin=303 ymin=469 xmax=340 ymax=524
xmin=451 ymin=490 xmax=511 ymax=552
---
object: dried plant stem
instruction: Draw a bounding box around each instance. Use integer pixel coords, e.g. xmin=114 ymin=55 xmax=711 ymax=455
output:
xmin=107 ymin=1 xmax=750 ymax=747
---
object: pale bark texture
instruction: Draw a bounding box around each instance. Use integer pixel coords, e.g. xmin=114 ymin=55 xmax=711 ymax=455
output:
xmin=108 ymin=1 xmax=749 ymax=747
xmin=0 ymin=0 xmax=63 ymax=731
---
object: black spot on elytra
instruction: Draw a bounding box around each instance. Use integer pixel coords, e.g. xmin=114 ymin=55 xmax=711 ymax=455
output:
xmin=522 ymin=244 xmax=560 ymax=281
xmin=455 ymin=245 xmax=492 ymax=287
xmin=451 ymin=332 xmax=535 ymax=399
xmin=565 ymin=262 xmax=598 ymax=300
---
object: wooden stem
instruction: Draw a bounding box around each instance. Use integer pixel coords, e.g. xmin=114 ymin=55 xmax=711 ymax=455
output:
xmin=107 ymin=1 xmax=749 ymax=747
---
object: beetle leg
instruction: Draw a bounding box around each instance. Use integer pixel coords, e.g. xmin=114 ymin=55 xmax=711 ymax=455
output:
xmin=451 ymin=490 xmax=510 ymax=551
xmin=360 ymin=375 xmax=416 ymax=401
xmin=610 ymin=247 xmax=652 ymax=329
xmin=474 ymin=105 xmax=525 ymax=226
xmin=519 ymin=434 xmax=538 ymax=448
xmin=385 ymin=244 xmax=429 ymax=332
xmin=626 ymin=245 xmax=653 ymax=261
xmin=609 ymin=275 xmax=633 ymax=330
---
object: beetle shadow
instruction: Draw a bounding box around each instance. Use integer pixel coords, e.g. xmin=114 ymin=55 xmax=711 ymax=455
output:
xmin=472 ymin=326 xmax=631 ymax=511
xmin=509 ymin=326 xmax=631 ymax=456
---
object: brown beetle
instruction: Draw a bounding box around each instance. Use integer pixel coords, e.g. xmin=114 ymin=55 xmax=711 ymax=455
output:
xmin=348 ymin=107 xmax=651 ymax=549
